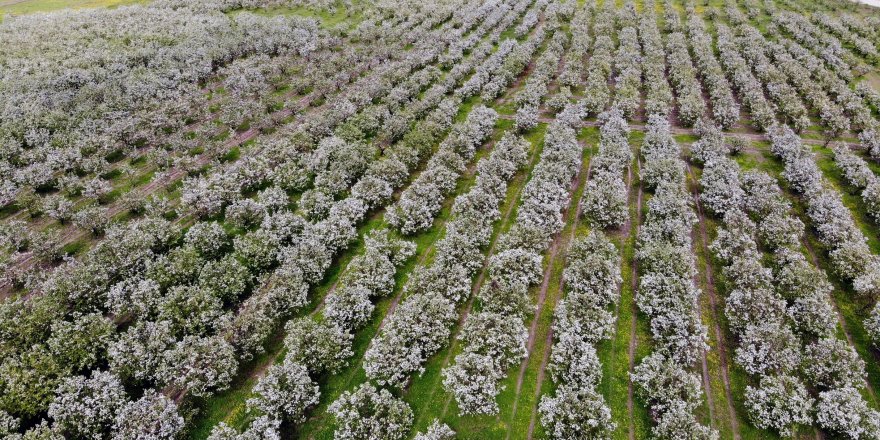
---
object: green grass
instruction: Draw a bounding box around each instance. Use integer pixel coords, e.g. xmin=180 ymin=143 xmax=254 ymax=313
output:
xmin=0 ymin=0 xmax=144 ymax=16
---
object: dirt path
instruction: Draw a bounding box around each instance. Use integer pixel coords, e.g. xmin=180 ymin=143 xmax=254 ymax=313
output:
xmin=526 ymin=324 xmax=555 ymax=439
xmin=685 ymin=162 xmax=742 ymax=440
xmin=626 ymin=157 xmax=643 ymax=440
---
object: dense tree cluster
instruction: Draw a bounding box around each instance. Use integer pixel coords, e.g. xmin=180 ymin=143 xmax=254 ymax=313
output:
xmin=699 ymin=122 xmax=878 ymax=439
xmin=0 ymin=0 xmax=544 ymax=436
xmin=813 ymin=13 xmax=878 ymax=60
xmin=734 ymin=25 xmax=810 ymax=132
xmin=633 ymin=115 xmax=715 ymax=439
xmin=514 ymin=28 xmax=569 ymax=123
xmin=715 ymin=24 xmax=776 ymax=131
xmin=771 ymin=12 xmax=853 ymax=81
xmin=665 ymin=32 xmax=705 ymax=127
xmin=217 ymin=3 xmax=547 ymax=427
xmin=684 ymin=10 xmax=740 ymax=129
xmin=700 ymin=129 xmax=813 ymax=435
xmin=770 ymin=127 xmax=880 ymax=312
xmin=582 ymin=5 xmax=615 ymax=115
xmin=387 ymin=105 xmax=497 ymax=234
xmin=0 ymin=0 xmax=319 ymax=212
xmin=611 ymin=27 xmax=642 ymax=120
xmin=581 ymin=109 xmax=632 ymax=229
xmin=443 ymin=116 xmax=581 ymax=415
xmin=639 ymin=2 xmax=674 ymax=120
xmin=538 ymin=231 xmax=619 ymax=438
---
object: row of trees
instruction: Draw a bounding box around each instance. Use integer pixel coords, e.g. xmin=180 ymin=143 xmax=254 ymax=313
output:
xmin=219 ymin=2 xmax=544 ymax=436
xmin=634 ymin=115 xmax=716 ymax=439
xmin=581 ymin=109 xmax=631 ymax=229
xmin=611 ymin=27 xmax=642 ymax=120
xmin=697 ymin=121 xmax=815 ymax=436
xmin=700 ymin=120 xmax=880 ymax=438
xmin=639 ymin=2 xmax=675 ymax=120
xmin=581 ymin=4 xmax=613 ymax=116
xmin=443 ymin=117 xmax=582 ymax=415
xmin=665 ymin=32 xmax=706 ymax=127
xmin=539 ymin=232 xmax=619 ymax=438
xmin=514 ymin=27 xmax=570 ymax=132
xmin=540 ymin=104 xmax=628 ymax=436
xmin=360 ymin=0 xmax=549 ymax=394
xmin=684 ymin=5 xmax=740 ymax=129
xmin=0 ymin=0 xmax=517 ymax=435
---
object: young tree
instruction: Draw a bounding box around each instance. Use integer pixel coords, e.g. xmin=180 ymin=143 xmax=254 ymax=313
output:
xmin=744 ymin=374 xmax=813 ymax=437
xmin=816 ymin=386 xmax=880 ymax=439
xmin=48 ymin=371 xmax=127 ymax=438
xmin=329 ymin=383 xmax=413 ymax=440
xmin=159 ymin=335 xmax=238 ymax=398
xmin=247 ymin=357 xmax=318 ymax=422
xmin=283 ymin=318 xmax=353 ymax=375
xmin=413 ymin=420 xmax=455 ymax=440
xmin=802 ymin=338 xmax=867 ymax=390
xmin=112 ymin=390 xmax=184 ymax=440
xmin=538 ymin=385 xmax=615 ymax=440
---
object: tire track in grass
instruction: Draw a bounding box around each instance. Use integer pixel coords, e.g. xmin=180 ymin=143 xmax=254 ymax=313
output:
xmin=625 ymin=157 xmax=643 ymax=440
xmin=685 ymin=160 xmax=742 ymax=440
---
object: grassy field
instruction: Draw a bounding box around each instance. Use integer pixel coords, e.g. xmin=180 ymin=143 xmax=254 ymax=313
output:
xmin=0 ymin=0 xmax=144 ymax=15
xmin=5 ymin=0 xmax=880 ymax=437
